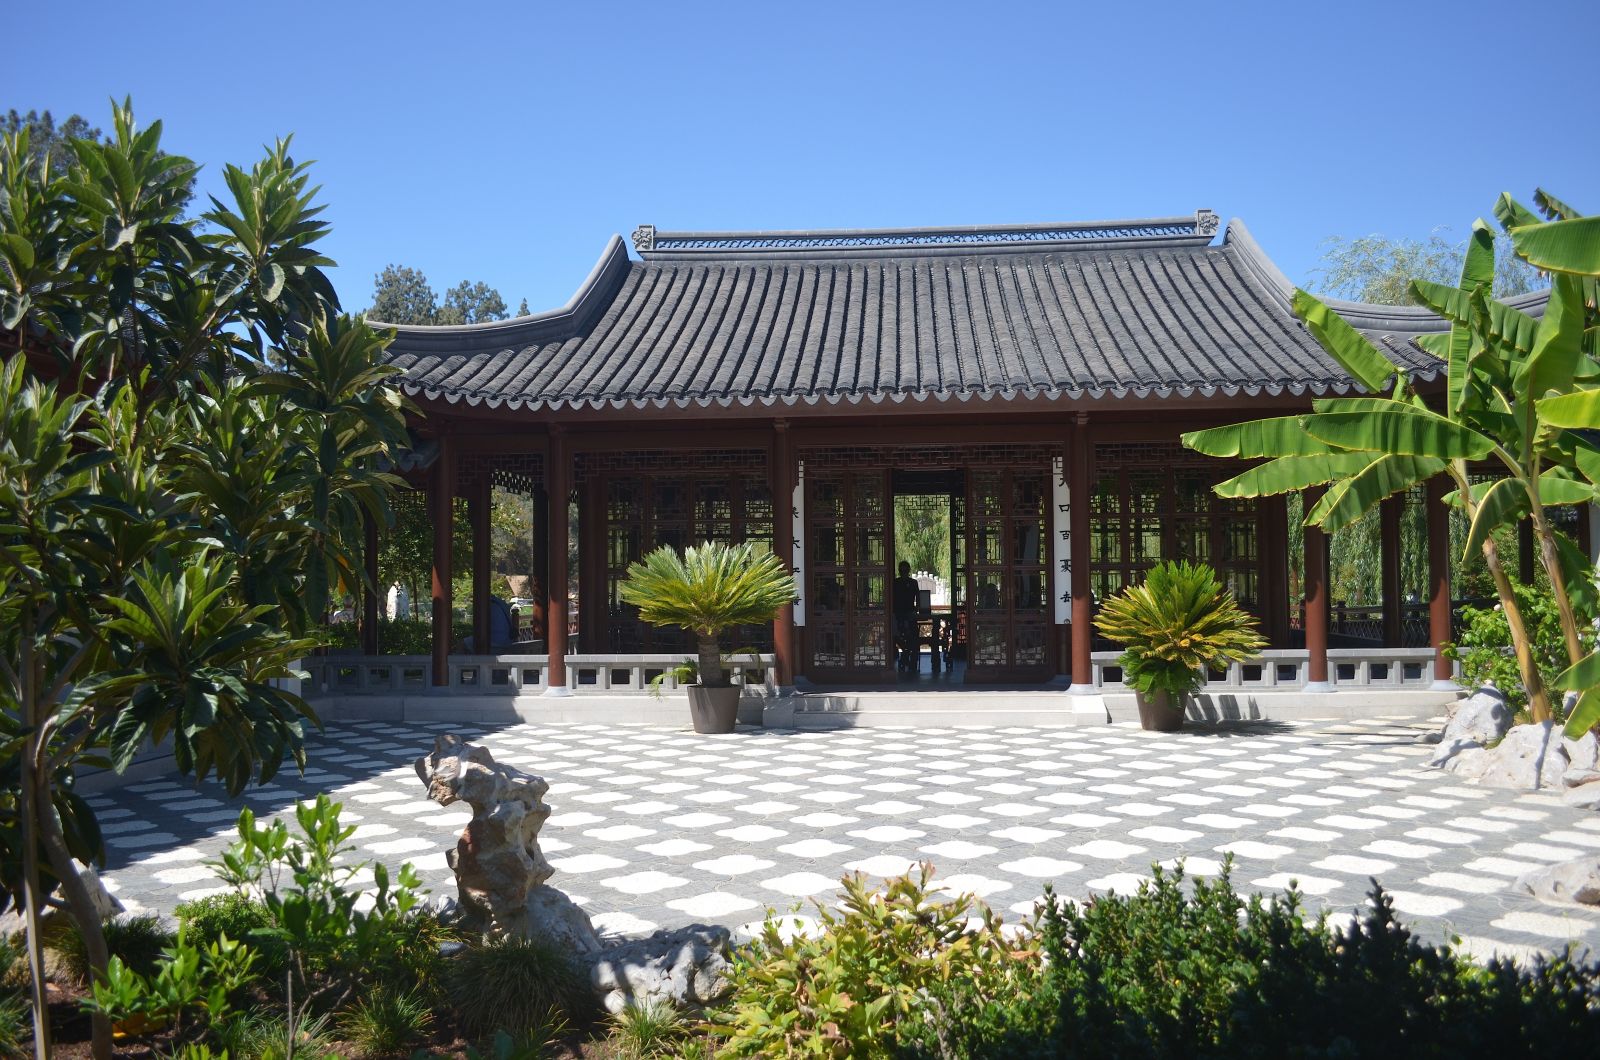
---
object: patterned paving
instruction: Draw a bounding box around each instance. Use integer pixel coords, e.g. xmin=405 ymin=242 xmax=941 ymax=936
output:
xmin=91 ymin=717 xmax=1600 ymax=962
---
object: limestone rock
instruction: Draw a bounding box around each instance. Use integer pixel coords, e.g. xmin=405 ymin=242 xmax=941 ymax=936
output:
xmin=1564 ymin=732 xmax=1600 ymax=774
xmin=522 ymin=884 xmax=602 ymax=955
xmin=1563 ymin=783 xmax=1600 ymax=810
xmin=1443 ymin=689 xmax=1512 ymax=746
xmin=416 ymin=734 xmax=584 ymax=944
xmin=1448 ymin=722 xmax=1569 ymax=790
xmin=589 ymin=925 xmax=732 ymax=1013
xmin=1513 ymin=857 xmax=1600 ymax=906
xmin=1429 ymin=738 xmax=1485 ymax=772
xmin=1562 ymin=768 xmax=1600 ymax=789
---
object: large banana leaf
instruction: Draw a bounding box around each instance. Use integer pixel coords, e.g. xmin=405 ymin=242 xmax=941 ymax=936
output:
xmin=1517 ymin=275 xmax=1587 ymax=403
xmin=1447 ymin=221 xmax=1497 ymax=413
xmin=1180 ymin=417 xmax=1335 ymax=458
xmin=1462 ymin=477 xmax=1527 ymax=562
xmin=1212 ymin=453 xmax=1377 ymax=498
xmin=1495 ymin=192 xmax=1543 ymax=231
xmin=1303 ymin=408 xmax=1495 ymax=460
xmin=1292 ymin=289 xmax=1398 ymax=393
xmin=1540 ymin=388 xmax=1600 ymax=429
xmin=1534 ymin=189 xmax=1585 ymax=223
xmin=1305 ymin=454 xmax=1445 ymax=530
xmin=1409 ymin=278 xmax=1541 ymax=357
xmin=1511 ymin=214 xmax=1600 ymax=276
xmin=1563 ymin=687 xmax=1600 ymax=740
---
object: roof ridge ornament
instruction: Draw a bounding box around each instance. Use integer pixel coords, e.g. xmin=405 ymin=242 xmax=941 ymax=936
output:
xmin=634 ymin=214 xmax=1216 ymax=260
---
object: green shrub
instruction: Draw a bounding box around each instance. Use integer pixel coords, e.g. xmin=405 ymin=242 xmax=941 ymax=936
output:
xmin=448 ymin=935 xmax=591 ymax=1037
xmin=1446 ymin=580 xmax=1592 ymax=717
xmin=175 ymin=892 xmax=284 ymax=980
xmin=209 ymin=796 xmax=449 ymax=1009
xmin=716 ymin=863 xmax=1039 ymax=1056
xmin=216 ymin=1008 xmax=340 ymax=1060
xmin=463 ymin=1019 xmax=570 ymax=1060
xmin=0 ymin=991 xmax=26 ymax=1060
xmin=52 ymin=912 xmax=174 ymax=985
xmin=705 ymin=861 xmax=1600 ymax=1058
xmin=339 ymin=987 xmax=434 ymax=1056
xmin=609 ymin=999 xmax=686 ymax=1058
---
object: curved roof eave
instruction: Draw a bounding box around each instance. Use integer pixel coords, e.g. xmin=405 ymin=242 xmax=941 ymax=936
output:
xmin=371 ymin=235 xmax=631 ymax=354
xmin=1224 ymin=219 xmax=1550 ymax=335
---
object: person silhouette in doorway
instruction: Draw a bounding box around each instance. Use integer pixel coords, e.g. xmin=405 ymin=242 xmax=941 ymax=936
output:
xmin=893 ymin=561 xmax=920 ymax=674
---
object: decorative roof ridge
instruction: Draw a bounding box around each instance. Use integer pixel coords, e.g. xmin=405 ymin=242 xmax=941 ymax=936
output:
xmin=632 ymin=211 xmax=1220 ymax=262
xmin=1224 ymin=218 xmax=1549 ymax=335
xmin=371 ymin=235 xmax=631 ymax=354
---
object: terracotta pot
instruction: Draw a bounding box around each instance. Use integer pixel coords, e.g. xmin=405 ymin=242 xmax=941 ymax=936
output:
xmin=1135 ymin=688 xmax=1187 ymax=732
xmin=687 ymin=684 xmax=741 ymax=734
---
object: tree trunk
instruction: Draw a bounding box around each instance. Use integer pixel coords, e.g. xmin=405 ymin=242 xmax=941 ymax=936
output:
xmin=1484 ymin=537 xmax=1554 ymax=722
xmin=1530 ymin=506 xmax=1585 ymax=667
xmin=18 ymin=752 xmax=52 ymax=1060
xmin=39 ymin=790 xmax=113 ymax=1060
xmin=696 ymin=633 xmax=726 ymax=688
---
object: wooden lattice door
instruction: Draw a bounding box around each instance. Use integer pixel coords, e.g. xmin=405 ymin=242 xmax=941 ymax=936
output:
xmin=963 ymin=467 xmax=1053 ymax=682
xmin=805 ymin=469 xmax=893 ymax=682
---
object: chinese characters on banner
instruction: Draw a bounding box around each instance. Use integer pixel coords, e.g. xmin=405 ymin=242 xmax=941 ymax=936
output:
xmin=1053 ymin=454 xmax=1071 ymax=624
xmin=791 ymin=461 xmax=805 ymax=626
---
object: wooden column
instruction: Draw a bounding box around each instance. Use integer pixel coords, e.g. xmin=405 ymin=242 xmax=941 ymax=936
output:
xmin=429 ymin=434 xmax=455 ymax=687
xmin=1303 ymin=485 xmax=1330 ymax=690
xmin=1380 ymin=494 xmax=1404 ymax=647
xmin=544 ymin=428 xmax=571 ymax=695
xmin=771 ymin=420 xmax=797 ymax=689
xmin=529 ymin=486 xmax=549 ymax=642
xmin=471 ymin=478 xmax=492 ymax=653
xmin=1069 ymin=414 xmax=1094 ymax=690
xmin=361 ymin=512 xmax=380 ymax=656
xmin=1426 ymin=475 xmax=1454 ymax=686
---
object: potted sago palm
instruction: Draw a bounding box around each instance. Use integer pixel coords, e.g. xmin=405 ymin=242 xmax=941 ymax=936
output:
xmin=619 ymin=541 xmax=796 ymax=733
xmin=1093 ymin=559 xmax=1266 ymax=731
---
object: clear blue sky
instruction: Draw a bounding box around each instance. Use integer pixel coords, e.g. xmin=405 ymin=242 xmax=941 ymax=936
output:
xmin=9 ymin=0 xmax=1596 ymax=313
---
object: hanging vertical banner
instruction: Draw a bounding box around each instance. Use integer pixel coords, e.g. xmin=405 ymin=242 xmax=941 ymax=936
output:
xmin=792 ymin=460 xmax=806 ymax=627
xmin=1052 ymin=454 xmax=1071 ymax=624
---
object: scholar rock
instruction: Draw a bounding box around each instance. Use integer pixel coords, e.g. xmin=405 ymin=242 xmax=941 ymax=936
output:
xmin=589 ymin=925 xmax=733 ymax=1014
xmin=415 ymin=734 xmax=599 ymax=951
xmin=1513 ymin=857 xmax=1600 ymax=906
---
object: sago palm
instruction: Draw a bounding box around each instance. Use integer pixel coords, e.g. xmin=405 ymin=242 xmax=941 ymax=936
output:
xmin=1094 ymin=560 xmax=1266 ymax=699
xmin=618 ymin=542 xmax=795 ymax=687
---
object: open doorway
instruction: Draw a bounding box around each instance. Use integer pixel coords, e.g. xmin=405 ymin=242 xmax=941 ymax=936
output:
xmin=891 ymin=470 xmax=965 ymax=684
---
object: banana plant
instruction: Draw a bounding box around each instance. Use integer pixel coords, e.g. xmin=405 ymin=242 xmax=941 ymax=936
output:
xmin=1184 ymin=212 xmax=1599 ymax=725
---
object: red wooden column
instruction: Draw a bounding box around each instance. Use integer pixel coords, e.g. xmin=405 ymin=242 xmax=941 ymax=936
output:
xmin=771 ymin=420 xmax=798 ymax=689
xmin=1380 ymin=494 xmax=1404 ymax=647
xmin=1069 ymin=414 xmax=1094 ymax=691
xmin=1426 ymin=475 xmax=1455 ymax=687
xmin=429 ymin=433 xmax=455 ymax=687
xmin=1303 ymin=485 xmax=1330 ymax=691
xmin=470 ymin=478 xmax=492 ymax=653
xmin=361 ymin=512 xmax=380 ymax=656
xmin=544 ymin=427 xmax=572 ymax=696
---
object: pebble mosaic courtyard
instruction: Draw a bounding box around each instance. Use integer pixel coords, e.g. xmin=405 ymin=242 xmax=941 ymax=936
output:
xmin=91 ymin=716 xmax=1600 ymax=962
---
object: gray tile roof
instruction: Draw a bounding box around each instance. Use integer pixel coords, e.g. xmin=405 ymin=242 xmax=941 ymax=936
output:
xmin=379 ymin=214 xmax=1548 ymax=413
